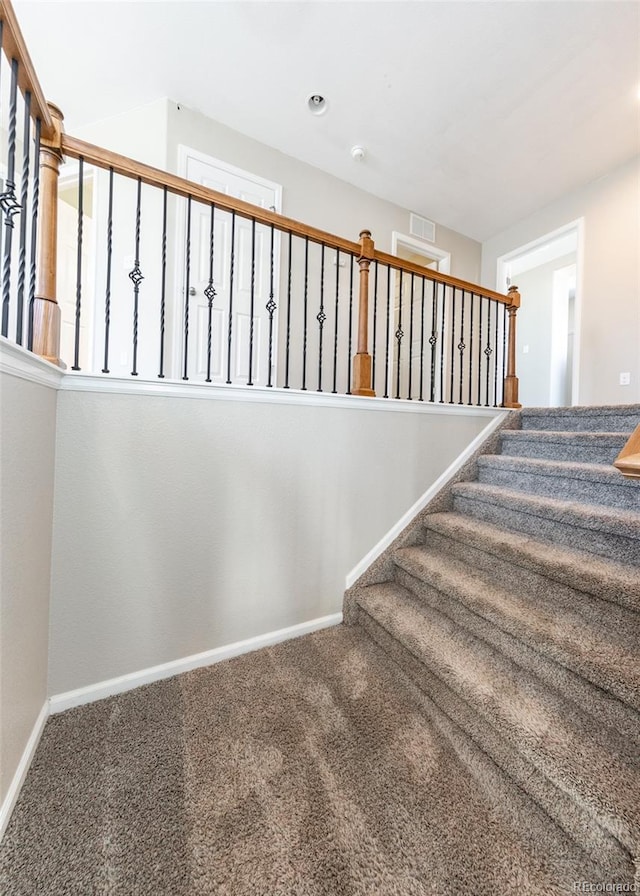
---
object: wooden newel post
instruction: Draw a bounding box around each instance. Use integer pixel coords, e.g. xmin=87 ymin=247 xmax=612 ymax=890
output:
xmin=32 ymin=102 xmax=64 ymax=366
xmin=503 ymin=284 xmax=521 ymax=409
xmin=352 ymin=229 xmax=375 ymax=397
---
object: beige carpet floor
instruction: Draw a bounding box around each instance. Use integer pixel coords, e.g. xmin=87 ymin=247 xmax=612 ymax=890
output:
xmin=0 ymin=625 xmax=619 ymax=895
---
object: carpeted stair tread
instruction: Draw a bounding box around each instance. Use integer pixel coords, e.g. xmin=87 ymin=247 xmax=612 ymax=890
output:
xmin=499 ymin=430 xmax=630 ymax=464
xmin=393 ymin=543 xmax=640 ymax=712
xmin=355 ymin=582 xmax=640 ymax=855
xmin=521 ymin=405 xmax=639 ymax=433
xmin=476 ymin=454 xmax=640 ymax=511
xmin=421 ymin=511 xmax=640 ymax=613
xmin=452 ymin=481 xmax=640 ymax=563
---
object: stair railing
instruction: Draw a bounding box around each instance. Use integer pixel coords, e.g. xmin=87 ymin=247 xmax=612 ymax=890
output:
xmin=614 ymin=425 xmax=640 ymax=479
xmin=0 ymin=0 xmax=521 ymax=408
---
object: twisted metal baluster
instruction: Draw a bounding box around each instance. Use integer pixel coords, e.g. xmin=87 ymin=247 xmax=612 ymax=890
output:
xmin=129 ymin=176 xmax=143 ymax=377
xmin=408 ymin=272 xmax=415 ymax=400
xmin=449 ymin=287 xmax=456 ymax=403
xmin=316 ymin=243 xmax=326 ymax=391
xmin=72 ymin=158 xmax=84 ymax=370
xmin=429 ymin=280 xmax=438 ymax=403
xmin=102 ymin=167 xmax=114 ymax=373
xmin=301 ymin=237 xmax=308 ymax=390
xmin=468 ymin=292 xmax=475 ymax=405
xmin=346 ymin=254 xmax=354 ymax=394
xmin=158 ymin=187 xmax=167 ymax=378
xmin=15 ymin=91 xmax=31 ymax=344
xmin=27 ymin=117 xmax=41 ymax=351
xmin=205 ymin=204 xmax=216 ymax=383
xmin=384 ymin=266 xmax=391 ymax=398
xmin=266 ymin=223 xmax=276 ymax=387
xmin=458 ymin=289 xmax=466 ymax=404
xmin=284 ymin=232 xmax=292 ymax=388
xmin=226 ymin=212 xmax=236 ymax=384
xmin=1 ymin=59 xmax=21 ymax=337
xmin=419 ymin=277 xmax=425 ymax=402
xmin=332 ymin=249 xmax=340 ymax=393
xmin=395 ymin=270 xmax=403 ymax=399
xmin=247 ymin=218 xmax=256 ymax=386
xmin=484 ymin=298 xmax=493 ymax=407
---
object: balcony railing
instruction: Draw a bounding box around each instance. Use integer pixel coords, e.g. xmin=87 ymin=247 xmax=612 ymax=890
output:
xmin=0 ymin=0 xmax=522 ymax=408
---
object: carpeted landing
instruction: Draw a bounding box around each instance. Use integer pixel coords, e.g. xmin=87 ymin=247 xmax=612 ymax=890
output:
xmin=0 ymin=625 xmax=620 ymax=896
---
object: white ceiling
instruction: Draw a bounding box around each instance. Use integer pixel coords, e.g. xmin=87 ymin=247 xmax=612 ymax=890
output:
xmin=14 ymin=0 xmax=640 ymax=242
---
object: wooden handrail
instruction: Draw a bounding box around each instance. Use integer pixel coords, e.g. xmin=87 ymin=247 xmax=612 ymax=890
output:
xmin=614 ymin=424 xmax=640 ymax=480
xmin=61 ymin=135 xmax=511 ymax=307
xmin=0 ymin=0 xmax=53 ymax=137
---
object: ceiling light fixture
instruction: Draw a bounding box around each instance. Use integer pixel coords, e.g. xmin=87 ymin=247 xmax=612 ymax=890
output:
xmin=307 ymin=94 xmax=328 ymax=116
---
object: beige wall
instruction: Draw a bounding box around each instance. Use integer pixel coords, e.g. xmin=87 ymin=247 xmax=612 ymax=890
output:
xmin=48 ymin=386 xmax=497 ymax=695
xmin=0 ymin=357 xmax=58 ymax=806
xmin=482 ymin=156 xmax=640 ymax=406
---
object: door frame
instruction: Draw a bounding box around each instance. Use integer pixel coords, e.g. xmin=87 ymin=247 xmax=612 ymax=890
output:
xmin=173 ymin=146 xmax=283 ymax=382
xmin=496 ymin=219 xmax=584 ymax=407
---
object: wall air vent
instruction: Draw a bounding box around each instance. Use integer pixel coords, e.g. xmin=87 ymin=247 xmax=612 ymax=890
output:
xmin=409 ymin=213 xmax=436 ymax=243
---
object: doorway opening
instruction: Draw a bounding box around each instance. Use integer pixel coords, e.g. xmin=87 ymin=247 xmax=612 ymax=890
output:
xmin=496 ymin=220 xmax=583 ymax=407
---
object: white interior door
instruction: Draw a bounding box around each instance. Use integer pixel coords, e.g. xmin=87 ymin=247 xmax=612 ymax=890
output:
xmin=179 ymin=148 xmax=282 ymax=385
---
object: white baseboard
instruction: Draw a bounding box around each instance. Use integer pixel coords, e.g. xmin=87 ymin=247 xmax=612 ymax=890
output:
xmin=0 ymin=701 xmax=49 ymax=842
xmin=49 ymin=612 xmax=343 ymax=714
xmin=345 ymin=412 xmax=508 ymax=588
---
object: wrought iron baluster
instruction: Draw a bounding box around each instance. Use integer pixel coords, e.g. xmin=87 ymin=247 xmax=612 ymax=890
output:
xmin=15 ymin=90 xmax=31 ymax=344
xmin=468 ymin=292 xmax=475 ymax=405
xmin=72 ymin=157 xmax=84 ymax=370
xmin=477 ymin=296 xmax=484 ymax=406
xmin=384 ymin=266 xmax=391 ymax=398
xmin=449 ymin=286 xmax=456 ymax=403
xmin=408 ymin=273 xmax=415 ymax=400
xmin=226 ymin=211 xmax=236 ymax=384
xmin=332 ymin=249 xmax=340 ymax=393
xmin=316 ymin=243 xmax=326 ymax=391
xmin=372 ymin=260 xmax=379 ymax=393
xmin=429 ymin=280 xmax=438 ymax=403
xmin=284 ymin=231 xmax=292 ymax=388
xmin=1 ymin=58 xmax=21 ymax=338
xmin=458 ymin=289 xmax=466 ymax=404
xmin=102 ymin=167 xmax=114 ymax=373
xmin=439 ymin=283 xmax=446 ymax=402
xmin=493 ymin=300 xmax=500 ymax=407
xmin=247 ymin=218 xmax=256 ymax=386
xmin=484 ymin=297 xmax=493 ymax=407
xmin=346 ymin=254 xmax=354 ymax=394
xmin=301 ymin=236 xmax=309 ymax=390
xmin=129 ymin=176 xmax=143 ymax=377
xmin=501 ymin=304 xmax=507 ymax=407
xmin=395 ymin=269 xmax=403 ymax=399
xmin=266 ymin=223 xmax=276 ymax=387
xmin=205 ymin=204 xmax=216 ymax=383
xmin=27 ymin=117 xmax=41 ymax=351
xmin=158 ymin=186 xmax=167 ymax=378
xmin=419 ymin=277 xmax=425 ymax=401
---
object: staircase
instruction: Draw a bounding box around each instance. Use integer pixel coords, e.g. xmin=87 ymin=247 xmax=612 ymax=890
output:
xmin=345 ymin=405 xmax=640 ymax=884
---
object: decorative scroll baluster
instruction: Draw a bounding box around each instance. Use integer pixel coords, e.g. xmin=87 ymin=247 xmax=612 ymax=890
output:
xmin=71 ymin=157 xmax=84 ymax=370
xmin=332 ymin=248 xmax=340 ymax=393
xmin=27 ymin=117 xmax=41 ymax=351
xmin=419 ymin=277 xmax=425 ymax=401
xmin=225 ymin=211 xmax=236 ymax=385
xmin=316 ymin=243 xmax=326 ymax=391
xmin=346 ymin=254 xmax=354 ymax=394
xmin=395 ymin=270 xmax=403 ymax=399
xmin=158 ymin=186 xmax=167 ymax=378
xmin=301 ymin=236 xmax=309 ymax=391
xmin=429 ymin=280 xmax=438 ymax=403
xmin=449 ymin=286 xmax=456 ymax=403
xmin=384 ymin=266 xmax=391 ymax=399
xmin=247 ymin=218 xmax=256 ymax=386
xmin=284 ymin=232 xmax=292 ymax=388
xmin=266 ymin=223 xmax=276 ymax=387
xmin=484 ymin=297 xmax=493 ymax=407
xmin=129 ymin=176 xmax=143 ymax=377
xmin=102 ymin=167 xmax=114 ymax=373
xmin=458 ymin=288 xmax=466 ymax=404
xmin=371 ymin=260 xmax=378 ymax=392
xmin=503 ymin=285 xmax=521 ymax=408
xmin=15 ymin=90 xmax=31 ymax=344
xmin=408 ymin=273 xmax=415 ymax=400
xmin=205 ymin=204 xmax=216 ymax=384
xmin=1 ymin=58 xmax=20 ymax=338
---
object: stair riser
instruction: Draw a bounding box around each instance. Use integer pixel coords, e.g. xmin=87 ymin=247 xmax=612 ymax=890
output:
xmin=477 ymin=465 xmax=640 ymax=511
xmin=522 ymin=413 xmax=639 ymax=433
xmin=393 ymin=562 xmax=640 ymax=733
xmin=499 ymin=438 xmax=627 ymax=465
xmin=357 ymin=608 xmax=634 ymax=877
xmin=452 ymin=493 xmax=640 ymax=565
